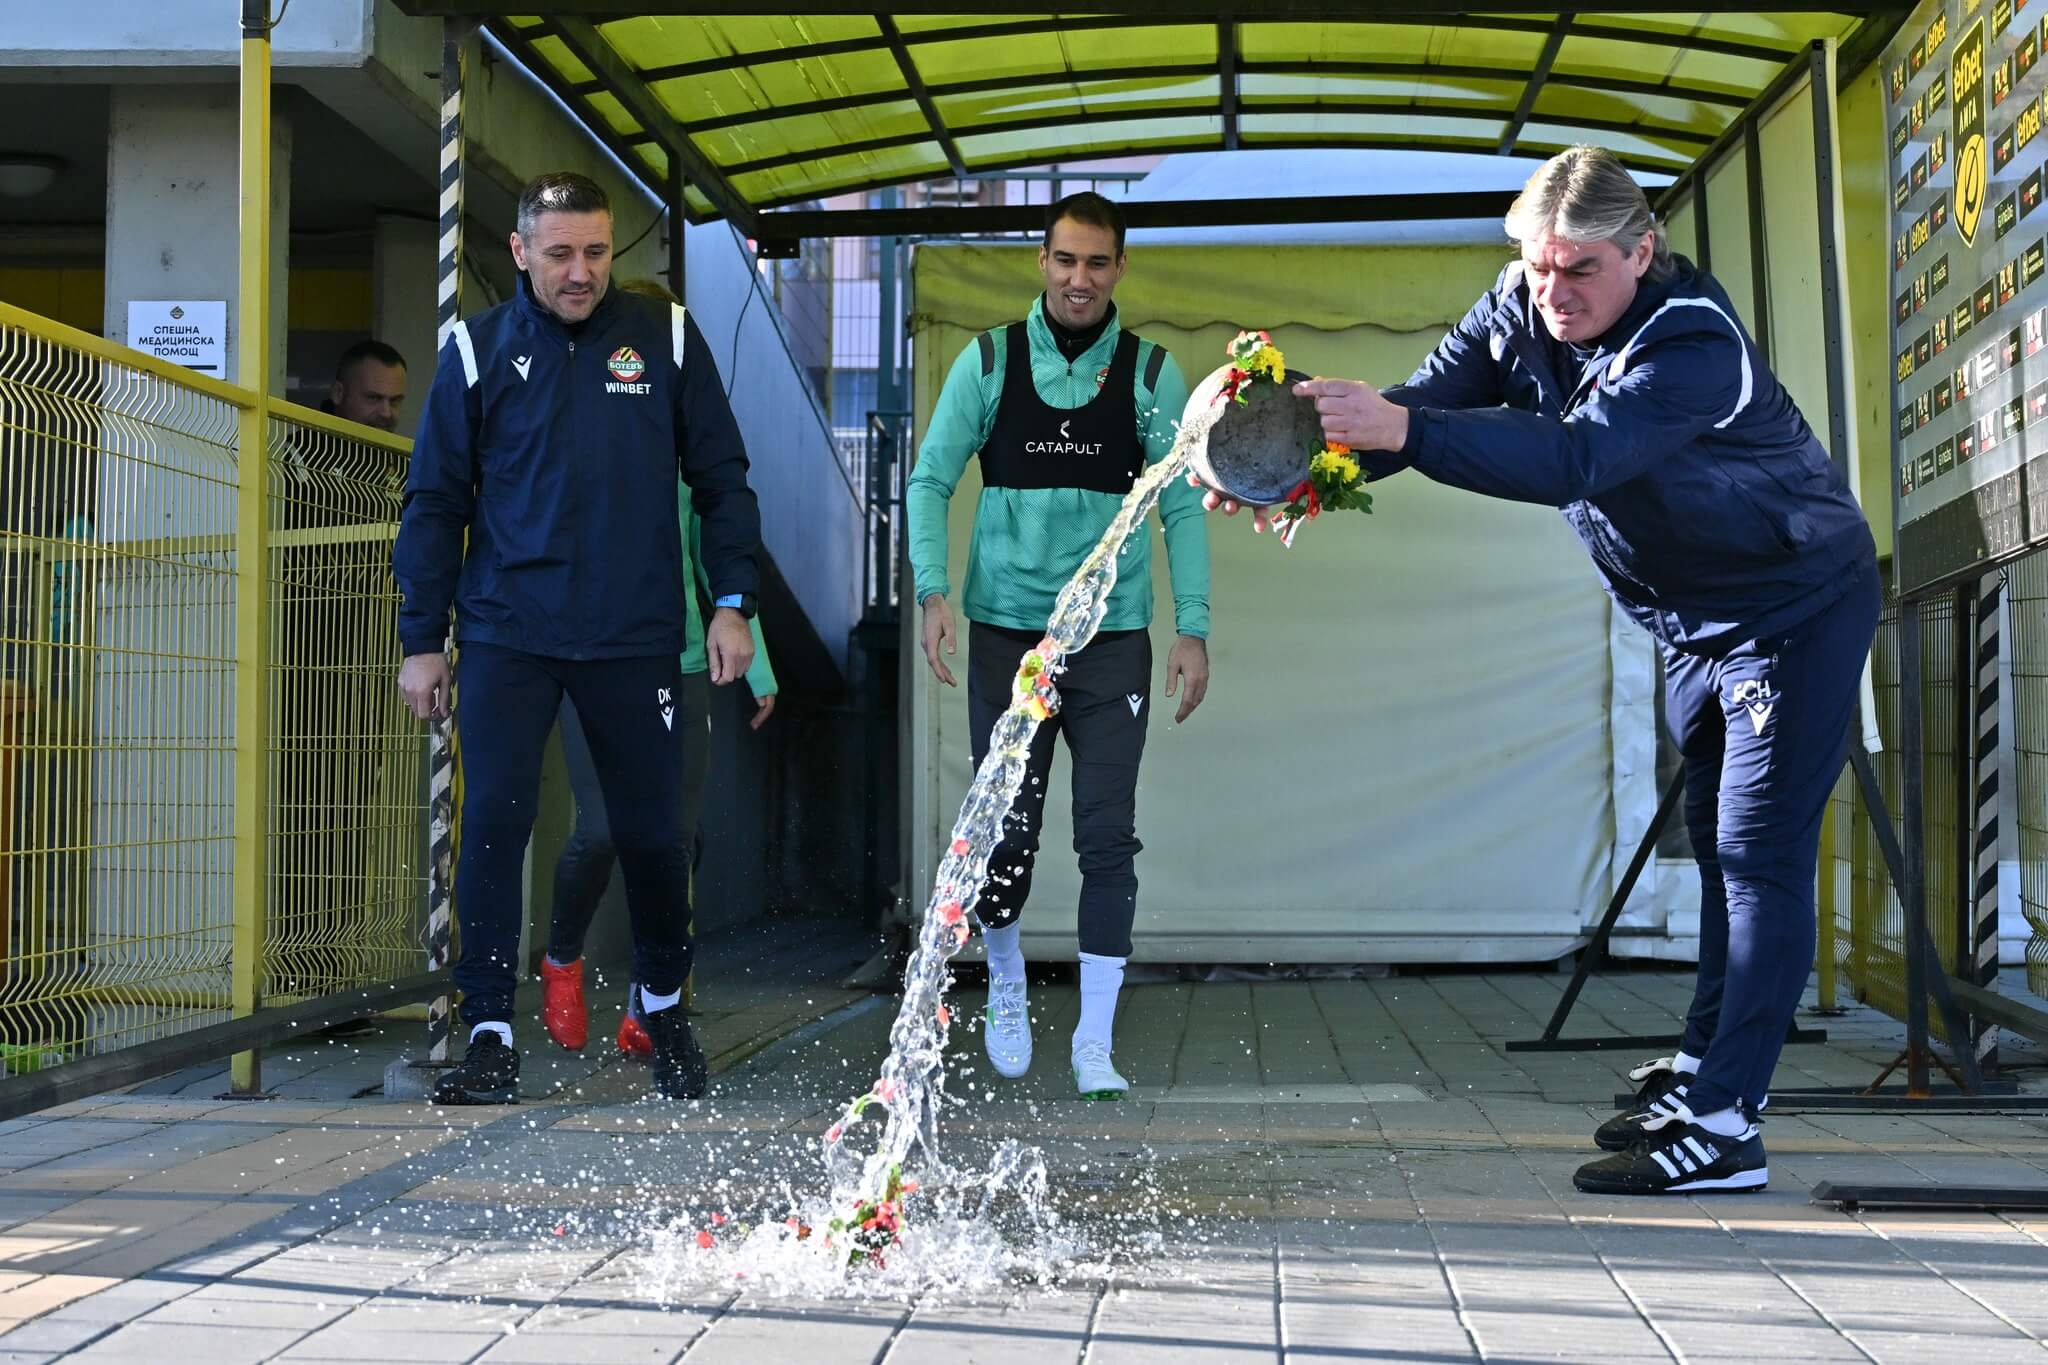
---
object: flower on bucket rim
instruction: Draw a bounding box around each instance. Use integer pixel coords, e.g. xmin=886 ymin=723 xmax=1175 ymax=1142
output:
xmin=1271 ymin=436 xmax=1374 ymax=549
xmin=1220 ymin=328 xmax=1287 ymax=405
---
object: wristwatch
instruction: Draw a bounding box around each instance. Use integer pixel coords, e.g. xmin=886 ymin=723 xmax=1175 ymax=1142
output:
xmin=714 ymin=592 xmax=759 ymax=620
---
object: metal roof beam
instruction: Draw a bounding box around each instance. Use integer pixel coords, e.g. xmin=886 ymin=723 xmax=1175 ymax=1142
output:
xmin=1500 ymin=15 xmax=1571 ymax=156
xmin=721 ymin=97 xmax=1713 ymax=180
xmin=402 ymin=3 xmax=1911 ymax=18
xmin=686 ymin=57 xmax=1748 ymax=137
xmin=687 ymin=62 xmax=1218 ymax=133
xmin=551 ymin=17 xmax=758 ymax=233
xmin=759 ymin=191 xmax=1525 ymax=240
xmin=585 ymin=12 xmax=1804 ymax=94
xmin=1238 ymin=59 xmax=1755 ymax=108
xmin=750 ymin=136 xmax=1687 ymax=212
xmin=875 ymin=14 xmax=967 ymax=179
xmin=490 ymin=20 xmax=681 ymax=213
xmin=1219 ymin=17 xmax=1240 ymax=151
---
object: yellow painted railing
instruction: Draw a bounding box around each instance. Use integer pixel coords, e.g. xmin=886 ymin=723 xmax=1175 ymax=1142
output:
xmin=0 ymin=299 xmax=428 ymax=1080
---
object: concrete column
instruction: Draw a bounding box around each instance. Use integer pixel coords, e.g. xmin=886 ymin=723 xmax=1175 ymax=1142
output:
xmin=90 ymin=85 xmax=290 ymax=1013
xmin=371 ymin=212 xmax=437 ymax=439
xmin=104 ymin=85 xmax=291 ymax=390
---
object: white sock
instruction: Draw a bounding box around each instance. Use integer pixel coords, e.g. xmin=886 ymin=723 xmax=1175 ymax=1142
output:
xmin=1691 ymin=1104 xmax=1752 ymax=1138
xmin=470 ymin=1021 xmax=512 ymax=1048
xmin=1673 ymin=1051 xmax=1703 ymax=1074
xmin=641 ymin=985 xmax=682 ymax=1015
xmin=1072 ymin=952 xmax=1125 ymax=1054
xmin=983 ymin=921 xmax=1025 ymax=983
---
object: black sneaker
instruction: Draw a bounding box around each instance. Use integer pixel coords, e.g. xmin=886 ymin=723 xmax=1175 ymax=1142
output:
xmin=646 ymin=1004 xmax=708 ymax=1100
xmin=1574 ymin=1114 xmax=1767 ymax=1195
xmin=1594 ymin=1057 xmax=1690 ymax=1151
xmin=431 ymin=1031 xmax=520 ymax=1105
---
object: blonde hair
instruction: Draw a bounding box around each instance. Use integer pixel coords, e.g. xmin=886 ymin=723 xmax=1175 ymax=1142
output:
xmin=1504 ymin=145 xmax=1675 ymax=280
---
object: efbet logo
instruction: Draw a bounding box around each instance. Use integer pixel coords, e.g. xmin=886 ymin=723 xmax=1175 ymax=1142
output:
xmin=606 ymin=346 xmax=650 ymax=394
xmin=1955 ymin=18 xmax=1989 ymax=245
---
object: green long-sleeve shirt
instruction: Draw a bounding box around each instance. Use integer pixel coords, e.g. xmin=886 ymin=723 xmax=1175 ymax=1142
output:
xmin=907 ymin=301 xmax=1210 ymax=639
xmin=679 ymin=481 xmax=776 ymax=696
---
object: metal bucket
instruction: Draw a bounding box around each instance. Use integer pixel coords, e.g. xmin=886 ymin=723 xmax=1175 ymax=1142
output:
xmin=1181 ymin=363 xmax=1322 ymax=506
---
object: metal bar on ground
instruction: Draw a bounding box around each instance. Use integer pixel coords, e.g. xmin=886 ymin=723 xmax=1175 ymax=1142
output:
xmin=1519 ymin=1026 xmax=1830 ymax=1055
xmin=1813 ymin=1180 xmax=2048 ymax=1212
xmin=0 ymin=974 xmax=451 ymax=1125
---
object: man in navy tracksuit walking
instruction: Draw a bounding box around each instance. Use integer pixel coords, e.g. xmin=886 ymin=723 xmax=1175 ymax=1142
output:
xmin=393 ymin=172 xmax=761 ymax=1105
xmin=1207 ymin=146 xmax=1878 ymax=1195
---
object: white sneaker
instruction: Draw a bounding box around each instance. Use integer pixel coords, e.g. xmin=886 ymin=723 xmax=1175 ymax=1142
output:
xmin=984 ymin=977 xmax=1032 ymax=1078
xmin=1071 ymin=1039 xmax=1128 ymax=1099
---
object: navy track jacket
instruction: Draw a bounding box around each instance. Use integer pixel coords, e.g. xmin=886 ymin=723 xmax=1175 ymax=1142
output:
xmin=393 ymin=278 xmax=761 ymax=661
xmin=1381 ymin=255 xmax=1876 ymax=654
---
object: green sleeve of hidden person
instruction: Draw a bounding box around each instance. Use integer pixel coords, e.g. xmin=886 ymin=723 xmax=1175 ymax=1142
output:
xmin=906 ymin=310 xmax=1209 ymax=640
xmin=680 ymin=481 xmax=775 ymax=697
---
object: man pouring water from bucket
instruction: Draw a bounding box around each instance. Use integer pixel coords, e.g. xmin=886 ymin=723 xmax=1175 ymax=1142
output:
xmin=1196 ymin=146 xmax=1878 ymax=1196
xmin=908 ymin=192 xmax=1212 ymax=1100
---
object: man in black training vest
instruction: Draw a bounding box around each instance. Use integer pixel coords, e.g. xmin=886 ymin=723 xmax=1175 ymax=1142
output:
xmin=907 ymin=192 xmax=1212 ymax=1099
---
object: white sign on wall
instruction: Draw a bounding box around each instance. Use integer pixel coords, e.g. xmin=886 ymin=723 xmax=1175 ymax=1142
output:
xmin=127 ymin=300 xmax=227 ymax=375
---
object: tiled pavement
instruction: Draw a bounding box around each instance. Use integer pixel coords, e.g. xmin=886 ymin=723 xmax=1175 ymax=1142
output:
xmin=1 ymin=946 xmax=2045 ymax=1363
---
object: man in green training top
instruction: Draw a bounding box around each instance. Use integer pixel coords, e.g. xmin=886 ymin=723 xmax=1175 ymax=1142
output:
xmin=909 ymin=191 xmax=1211 ymax=1099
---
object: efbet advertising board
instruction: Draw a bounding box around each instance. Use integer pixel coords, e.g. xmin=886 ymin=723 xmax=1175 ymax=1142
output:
xmin=1889 ymin=0 xmax=2048 ymax=593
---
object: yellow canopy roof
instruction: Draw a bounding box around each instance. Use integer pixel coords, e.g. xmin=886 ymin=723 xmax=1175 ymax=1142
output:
xmin=396 ymin=5 xmax=1906 ymax=232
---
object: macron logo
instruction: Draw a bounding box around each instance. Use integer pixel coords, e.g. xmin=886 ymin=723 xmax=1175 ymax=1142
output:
xmin=511 ymin=355 xmax=532 ymax=381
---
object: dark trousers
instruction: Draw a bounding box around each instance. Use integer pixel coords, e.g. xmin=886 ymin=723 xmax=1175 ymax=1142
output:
xmin=1667 ymin=565 xmax=1880 ymax=1115
xmin=547 ymin=671 xmax=712 ymax=964
xmin=452 ymin=644 xmax=692 ymax=1028
xmin=967 ymin=622 xmax=1151 ymax=958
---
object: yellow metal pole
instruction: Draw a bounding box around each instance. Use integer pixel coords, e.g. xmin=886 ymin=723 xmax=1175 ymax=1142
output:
xmin=231 ymin=0 xmax=275 ymax=1094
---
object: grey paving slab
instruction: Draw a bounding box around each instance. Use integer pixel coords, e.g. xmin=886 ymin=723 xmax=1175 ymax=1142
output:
xmin=0 ymin=1319 xmax=114 ymax=1354
xmin=66 ymin=1320 xmax=308 ymax=1362
xmin=678 ymin=1300 xmax=908 ymax=1361
xmin=882 ymin=1289 xmax=1098 ymax=1364
xmin=274 ymin=1325 xmax=505 ymax=1361
xmin=1277 ymin=1216 xmax=1477 ymax=1363
xmin=1086 ymin=1249 xmax=1279 ymax=1364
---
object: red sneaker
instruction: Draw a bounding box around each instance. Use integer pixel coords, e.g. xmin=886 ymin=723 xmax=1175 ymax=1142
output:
xmin=618 ymin=1008 xmax=653 ymax=1058
xmin=540 ymin=957 xmax=588 ymax=1051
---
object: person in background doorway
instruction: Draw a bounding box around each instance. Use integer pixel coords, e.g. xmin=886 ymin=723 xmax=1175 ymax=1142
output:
xmin=323 ymin=339 xmax=408 ymax=432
